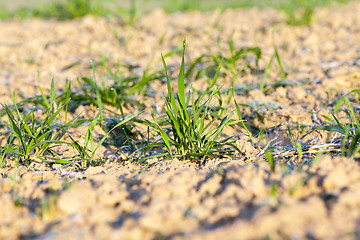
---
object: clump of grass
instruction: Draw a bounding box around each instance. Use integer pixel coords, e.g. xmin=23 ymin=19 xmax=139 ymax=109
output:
xmin=69 ymin=62 xmax=162 ymax=113
xmin=164 ymin=0 xmax=201 ymax=12
xmin=68 ymin=62 xmax=160 ymax=144
xmin=287 ymin=125 xmax=303 ymax=161
xmin=279 ymin=0 xmax=353 ymax=26
xmin=1 ymin=0 xmax=114 ymax=21
xmin=217 ymin=37 xmax=261 ymax=75
xmin=185 ymin=37 xmax=261 ymax=81
xmin=117 ymin=0 xmax=138 ymax=25
xmin=0 ymin=80 xmax=72 ymax=166
xmin=279 ymin=0 xmax=316 ymax=26
xmin=41 ymin=0 xmax=112 ymax=20
xmin=0 ymin=77 xmax=73 ymax=119
xmin=0 ymin=77 xmax=136 ymax=167
xmin=260 ymin=46 xmax=288 ymax=92
xmin=2 ymin=64 xmax=145 ymax=144
xmin=145 ymin=39 xmax=241 ymax=161
xmin=302 ymin=89 xmax=360 ymax=158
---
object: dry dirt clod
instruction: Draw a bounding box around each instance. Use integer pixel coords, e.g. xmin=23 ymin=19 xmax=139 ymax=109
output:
xmin=57 ymin=183 xmax=96 ymax=215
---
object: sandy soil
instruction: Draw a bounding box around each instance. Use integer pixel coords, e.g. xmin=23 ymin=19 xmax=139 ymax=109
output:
xmin=0 ymin=2 xmax=360 ymax=239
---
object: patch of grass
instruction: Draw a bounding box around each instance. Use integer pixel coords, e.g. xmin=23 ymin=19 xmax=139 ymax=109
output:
xmin=302 ymin=89 xmax=360 ymax=158
xmin=186 ymin=37 xmax=261 ymax=80
xmin=163 ymin=0 xmax=201 ymax=12
xmin=5 ymin=64 xmax=150 ymax=135
xmin=1 ymin=0 xmax=355 ymax=28
xmin=278 ymin=0 xmax=353 ymax=26
xmin=161 ymin=0 xmax=351 ymax=14
xmin=1 ymin=80 xmax=73 ymax=166
xmin=287 ymin=124 xmax=303 ymax=161
xmin=1 ymin=0 xmax=114 ymax=20
xmin=0 ymin=76 xmax=136 ymax=167
xmin=214 ymin=37 xmax=262 ymax=75
xmin=144 ymin=39 xmax=241 ymax=160
xmin=279 ymin=0 xmax=317 ymax=26
xmin=117 ymin=0 xmax=137 ymax=25
xmin=265 ymin=149 xmax=275 ymax=173
xmin=234 ymin=101 xmax=257 ymax=146
xmin=68 ymin=62 xmax=161 ymax=147
xmin=0 ymin=0 xmax=355 ymax=23
xmin=69 ymin=63 xmax=161 ymax=113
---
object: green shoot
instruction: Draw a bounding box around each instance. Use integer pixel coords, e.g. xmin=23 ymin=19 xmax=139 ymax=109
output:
xmin=145 ymin=39 xmax=241 ymax=160
xmin=1 ymin=80 xmax=71 ymax=165
xmin=265 ymin=149 xmax=275 ymax=173
xmin=234 ymin=101 xmax=256 ymax=146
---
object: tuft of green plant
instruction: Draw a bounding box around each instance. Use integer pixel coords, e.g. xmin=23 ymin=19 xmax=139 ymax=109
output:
xmin=259 ymin=45 xmax=288 ymax=93
xmin=36 ymin=0 xmax=115 ymax=20
xmin=302 ymin=90 xmax=360 ymax=158
xmin=0 ymin=76 xmax=73 ymax=119
xmin=287 ymin=125 xmax=303 ymax=161
xmin=0 ymin=80 xmax=72 ymax=166
xmin=117 ymin=0 xmax=138 ymax=25
xmin=5 ymin=65 xmax=145 ymax=131
xmin=0 ymin=78 xmax=136 ymax=167
xmin=234 ymin=101 xmax=257 ymax=146
xmin=68 ymin=62 xmax=162 ymax=114
xmin=165 ymin=0 xmax=201 ymax=12
xmin=217 ymin=37 xmax=261 ymax=75
xmin=265 ymin=149 xmax=275 ymax=173
xmin=145 ymin=39 xmax=241 ymax=160
xmin=1 ymin=0 xmax=114 ymax=21
xmin=279 ymin=0 xmax=316 ymax=25
xmin=278 ymin=0 xmax=352 ymax=26
xmin=185 ymin=37 xmax=261 ymax=81
xmin=68 ymin=112 xmax=135 ymax=167
xmin=0 ymin=5 xmax=11 ymax=20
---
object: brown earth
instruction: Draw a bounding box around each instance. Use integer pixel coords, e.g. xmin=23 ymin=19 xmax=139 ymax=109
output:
xmin=1 ymin=2 xmax=360 ymax=240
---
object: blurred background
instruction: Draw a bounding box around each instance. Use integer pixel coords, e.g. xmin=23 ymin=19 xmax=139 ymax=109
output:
xmin=0 ymin=0 xmax=354 ymax=25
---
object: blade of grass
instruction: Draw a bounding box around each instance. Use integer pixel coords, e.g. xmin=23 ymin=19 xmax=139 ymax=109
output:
xmin=235 ymin=101 xmax=256 ymax=145
xmin=274 ymin=46 xmax=287 ymax=78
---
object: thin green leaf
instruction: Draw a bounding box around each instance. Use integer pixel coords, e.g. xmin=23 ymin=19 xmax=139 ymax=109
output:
xmin=235 ymin=101 xmax=256 ymax=145
xmin=178 ymin=39 xmax=187 ymax=116
xmin=274 ymin=46 xmax=287 ymax=77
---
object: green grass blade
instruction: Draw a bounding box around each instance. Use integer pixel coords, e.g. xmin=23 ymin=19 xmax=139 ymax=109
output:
xmin=334 ymin=96 xmax=345 ymax=113
xmin=85 ymin=113 xmax=100 ymax=150
xmin=235 ymin=101 xmax=256 ymax=145
xmin=44 ymin=102 xmax=66 ymax=127
xmin=261 ymin=54 xmax=274 ymax=92
xmin=64 ymin=79 xmax=72 ymax=123
xmin=348 ymin=132 xmax=360 ymax=157
xmin=50 ymin=78 xmax=56 ymax=110
xmin=161 ymin=53 xmax=177 ymax=112
xmin=177 ymin=39 xmax=189 ymax=123
xmin=3 ymin=104 xmax=26 ymax=151
xmin=287 ymin=125 xmax=297 ymax=148
xmin=345 ymin=97 xmax=360 ymax=132
xmin=210 ymin=61 xmax=222 ymax=87
xmin=331 ymin=112 xmax=346 ymax=134
xmin=68 ymin=134 xmax=89 ymax=159
xmin=265 ymin=149 xmax=275 ymax=173
xmin=274 ymin=46 xmax=287 ymax=78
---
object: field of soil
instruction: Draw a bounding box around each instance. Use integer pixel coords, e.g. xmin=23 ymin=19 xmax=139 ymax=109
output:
xmin=1 ymin=2 xmax=360 ymax=240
